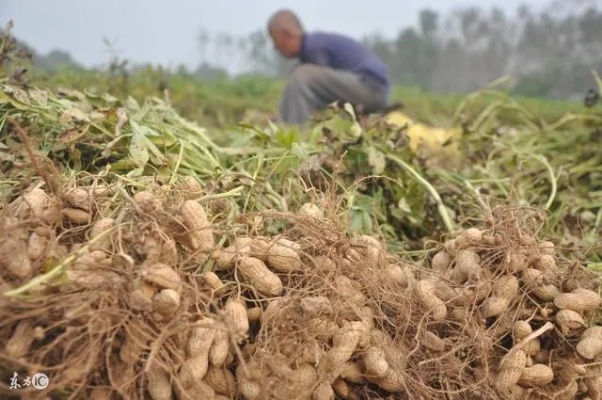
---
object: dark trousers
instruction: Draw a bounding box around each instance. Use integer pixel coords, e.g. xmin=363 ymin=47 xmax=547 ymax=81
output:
xmin=278 ymin=64 xmax=388 ymax=125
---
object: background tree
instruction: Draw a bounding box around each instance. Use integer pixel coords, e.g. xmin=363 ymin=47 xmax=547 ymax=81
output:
xmin=7 ymin=0 xmax=601 ymax=100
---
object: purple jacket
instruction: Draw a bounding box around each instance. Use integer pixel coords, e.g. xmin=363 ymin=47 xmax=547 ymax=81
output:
xmin=299 ymin=31 xmax=390 ymax=96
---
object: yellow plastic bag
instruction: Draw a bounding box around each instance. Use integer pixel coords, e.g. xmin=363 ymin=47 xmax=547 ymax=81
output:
xmin=385 ymin=111 xmax=461 ymax=153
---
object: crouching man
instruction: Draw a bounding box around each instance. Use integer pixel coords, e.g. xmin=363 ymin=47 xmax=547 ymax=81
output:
xmin=267 ymin=9 xmax=390 ymax=125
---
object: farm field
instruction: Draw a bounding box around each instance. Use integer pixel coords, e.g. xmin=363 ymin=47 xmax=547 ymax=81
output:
xmin=1 ymin=39 xmax=601 ymax=399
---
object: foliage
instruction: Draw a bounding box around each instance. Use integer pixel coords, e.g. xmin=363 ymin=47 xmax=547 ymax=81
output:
xmin=0 ymin=19 xmax=600 ymax=266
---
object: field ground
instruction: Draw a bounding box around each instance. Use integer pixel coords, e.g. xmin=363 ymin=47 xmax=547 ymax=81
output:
xmin=32 ymin=67 xmax=590 ymax=129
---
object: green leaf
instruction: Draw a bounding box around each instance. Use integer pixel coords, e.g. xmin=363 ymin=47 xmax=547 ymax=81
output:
xmin=127 ymin=166 xmax=145 ymax=178
xmin=147 ymin=134 xmax=177 ymax=148
xmin=362 ymin=211 xmax=373 ymax=233
xmin=275 ymin=128 xmax=298 ymax=149
xmin=323 ymin=114 xmax=354 ymax=139
xmin=126 ymin=96 xmax=141 ymax=111
xmin=367 ymin=146 xmax=386 ymax=175
xmin=349 ymin=209 xmax=365 ymax=233
xmin=129 ymin=131 xmax=149 ymax=165
xmin=109 ymin=158 xmax=138 ymax=171
xmin=398 ymin=198 xmax=412 ymax=214
xmin=138 ymin=128 xmax=167 ymax=162
xmin=102 ymin=93 xmax=119 ymax=103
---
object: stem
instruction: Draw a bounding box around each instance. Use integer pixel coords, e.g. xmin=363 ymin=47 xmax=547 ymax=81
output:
xmin=242 ymin=155 xmax=264 ymax=214
xmin=464 ymin=180 xmax=492 ymax=219
xmin=173 ymin=112 xmax=220 ymax=150
xmin=3 ymin=228 xmax=116 ymax=298
xmin=385 ymin=153 xmax=454 ymax=232
xmin=169 ymin=140 xmax=185 ymax=185
xmin=536 ymin=155 xmax=557 ymax=210
xmin=512 ymin=322 xmax=554 ymax=353
xmin=196 ymin=186 xmax=245 ymax=202
xmin=191 ymin=141 xmax=221 ymax=170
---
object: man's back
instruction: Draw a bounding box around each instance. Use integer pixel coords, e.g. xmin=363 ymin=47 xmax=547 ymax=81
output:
xmin=299 ymin=31 xmax=390 ymax=96
xmin=267 ymin=10 xmax=390 ymax=123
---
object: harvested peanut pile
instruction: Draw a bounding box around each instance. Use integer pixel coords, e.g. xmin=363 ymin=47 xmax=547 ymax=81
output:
xmin=0 ymin=177 xmax=601 ymax=400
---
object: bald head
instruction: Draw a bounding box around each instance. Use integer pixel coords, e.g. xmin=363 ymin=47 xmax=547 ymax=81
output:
xmin=267 ymin=9 xmax=303 ymax=36
xmin=267 ymin=9 xmax=304 ymax=58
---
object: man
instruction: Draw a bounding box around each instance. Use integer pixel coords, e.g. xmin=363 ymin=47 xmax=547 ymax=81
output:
xmin=267 ymin=9 xmax=390 ymax=125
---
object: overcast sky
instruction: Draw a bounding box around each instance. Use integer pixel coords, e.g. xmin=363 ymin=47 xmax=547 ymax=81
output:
xmin=0 ymin=0 xmax=576 ymax=71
